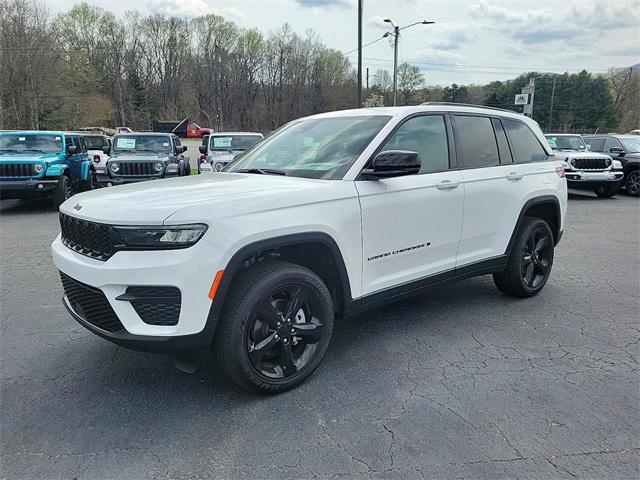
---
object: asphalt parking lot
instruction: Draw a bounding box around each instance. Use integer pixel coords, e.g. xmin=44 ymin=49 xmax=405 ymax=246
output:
xmin=1 ymin=191 xmax=638 ymax=480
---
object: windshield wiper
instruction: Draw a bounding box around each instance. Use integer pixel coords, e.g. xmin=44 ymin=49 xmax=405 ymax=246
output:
xmin=235 ymin=168 xmax=286 ymax=176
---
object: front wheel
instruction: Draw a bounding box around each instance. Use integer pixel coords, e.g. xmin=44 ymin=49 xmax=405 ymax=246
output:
xmin=52 ymin=175 xmax=73 ymax=209
xmin=213 ymin=261 xmax=334 ymax=393
xmin=594 ymin=184 xmax=619 ymax=198
xmin=493 ymin=217 xmax=555 ymax=298
xmin=625 ymin=170 xmax=640 ymax=196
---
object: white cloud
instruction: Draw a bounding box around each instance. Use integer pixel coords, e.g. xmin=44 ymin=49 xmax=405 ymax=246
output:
xmin=293 ymin=0 xmax=349 ymax=8
xmin=149 ymin=0 xmax=245 ymax=20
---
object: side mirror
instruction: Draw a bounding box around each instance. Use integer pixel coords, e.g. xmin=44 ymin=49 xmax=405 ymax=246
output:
xmin=181 ymin=145 xmax=188 ymax=153
xmin=66 ymin=145 xmax=77 ymax=155
xmin=609 ymin=147 xmax=625 ymax=155
xmin=362 ymin=150 xmax=420 ymax=179
xmin=102 ymin=145 xmax=111 ymax=155
xmin=585 ymin=144 xmax=591 ymax=151
xmin=198 ymin=145 xmax=207 ymax=154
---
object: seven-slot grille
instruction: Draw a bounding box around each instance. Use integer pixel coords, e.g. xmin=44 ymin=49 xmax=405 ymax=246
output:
xmin=115 ymin=161 xmax=157 ymax=176
xmin=570 ymin=157 xmax=610 ymax=170
xmin=0 ymin=163 xmax=36 ymax=177
xmin=60 ymin=272 xmax=124 ymax=333
xmin=59 ymin=213 xmax=113 ymax=260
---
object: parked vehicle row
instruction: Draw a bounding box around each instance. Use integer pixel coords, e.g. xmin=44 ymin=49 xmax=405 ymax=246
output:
xmin=584 ymin=134 xmax=640 ymax=196
xmin=53 ymin=103 xmax=568 ymax=393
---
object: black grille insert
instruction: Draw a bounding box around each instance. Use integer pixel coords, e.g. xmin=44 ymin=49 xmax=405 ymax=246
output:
xmin=571 ymin=157 xmax=610 ymax=170
xmin=60 ymin=272 xmax=124 ymax=333
xmin=116 ymin=162 xmax=157 ymax=176
xmin=118 ymin=286 xmax=181 ymax=326
xmin=0 ymin=163 xmax=35 ymax=177
xmin=59 ymin=213 xmax=113 ymax=260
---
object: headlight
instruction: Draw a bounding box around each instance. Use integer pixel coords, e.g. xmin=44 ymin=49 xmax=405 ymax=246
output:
xmin=110 ymin=163 xmax=119 ymax=173
xmin=113 ymin=224 xmax=208 ymax=249
xmin=612 ymin=159 xmax=623 ymax=170
xmin=154 ymin=162 xmax=164 ymax=172
xmin=214 ymin=162 xmax=225 ymax=171
xmin=33 ymin=164 xmax=44 ymax=174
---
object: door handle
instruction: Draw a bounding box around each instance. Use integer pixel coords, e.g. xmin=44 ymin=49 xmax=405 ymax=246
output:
xmin=506 ymin=172 xmax=524 ymax=181
xmin=436 ymin=180 xmax=460 ymax=190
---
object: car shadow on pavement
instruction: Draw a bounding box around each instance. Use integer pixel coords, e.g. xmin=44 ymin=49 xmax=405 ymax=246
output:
xmin=0 ymin=198 xmax=54 ymax=214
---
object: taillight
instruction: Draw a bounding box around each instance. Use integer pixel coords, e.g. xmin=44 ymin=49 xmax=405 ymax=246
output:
xmin=93 ymin=154 xmax=101 ymax=163
xmin=555 ymin=166 xmax=565 ymax=178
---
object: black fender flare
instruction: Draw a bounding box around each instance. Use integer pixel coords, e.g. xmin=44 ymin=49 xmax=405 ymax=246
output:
xmin=203 ymin=232 xmax=353 ymax=339
xmin=505 ymin=195 xmax=562 ymax=255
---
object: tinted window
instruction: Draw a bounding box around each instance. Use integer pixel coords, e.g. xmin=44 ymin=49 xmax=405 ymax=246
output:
xmin=502 ymin=119 xmax=548 ymax=163
xmin=603 ymin=138 xmax=622 ymax=153
xmin=83 ymin=136 xmax=108 ymax=149
xmin=455 ymin=115 xmax=500 ymax=168
xmin=585 ymin=138 xmax=605 ymax=151
xmin=380 ymin=115 xmax=449 ymax=173
xmin=492 ymin=118 xmax=512 ymax=164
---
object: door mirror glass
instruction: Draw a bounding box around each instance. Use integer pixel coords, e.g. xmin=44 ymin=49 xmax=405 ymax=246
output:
xmin=102 ymin=145 xmax=111 ymax=155
xmin=609 ymin=147 xmax=625 ymax=154
xmin=198 ymin=145 xmax=207 ymax=154
xmin=362 ymin=150 xmax=420 ymax=179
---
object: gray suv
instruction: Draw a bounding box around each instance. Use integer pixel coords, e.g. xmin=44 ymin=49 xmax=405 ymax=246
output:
xmin=97 ymin=133 xmax=190 ymax=187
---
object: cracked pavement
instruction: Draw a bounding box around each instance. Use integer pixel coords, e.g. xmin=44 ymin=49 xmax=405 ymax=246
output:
xmin=1 ymin=191 xmax=638 ymax=479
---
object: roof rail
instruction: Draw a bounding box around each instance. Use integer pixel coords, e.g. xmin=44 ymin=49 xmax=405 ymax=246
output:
xmin=420 ymin=102 xmax=517 ymax=114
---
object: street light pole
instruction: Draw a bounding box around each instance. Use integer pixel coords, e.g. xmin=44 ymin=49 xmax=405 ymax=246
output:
xmin=357 ymin=0 xmax=363 ymax=108
xmin=384 ymin=18 xmax=435 ymax=106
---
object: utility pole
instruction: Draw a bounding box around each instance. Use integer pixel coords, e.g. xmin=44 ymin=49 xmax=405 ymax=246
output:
xmin=522 ymin=78 xmax=536 ymax=118
xmin=392 ymin=25 xmax=399 ymax=106
xmin=357 ymin=0 xmax=363 ymax=108
xmin=548 ymin=77 xmax=557 ymax=130
xmin=384 ymin=19 xmax=434 ymax=107
xmin=366 ymin=67 xmax=369 ymax=92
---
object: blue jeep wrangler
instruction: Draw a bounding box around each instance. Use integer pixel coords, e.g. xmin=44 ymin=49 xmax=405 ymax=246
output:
xmin=0 ymin=131 xmax=93 ymax=208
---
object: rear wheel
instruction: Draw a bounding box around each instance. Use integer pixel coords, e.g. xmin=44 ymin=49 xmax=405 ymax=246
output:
xmin=493 ymin=217 xmax=554 ymax=298
xmin=625 ymin=170 xmax=640 ymax=196
xmin=214 ymin=261 xmax=334 ymax=393
xmin=52 ymin=175 xmax=73 ymax=209
xmin=593 ymin=184 xmax=619 ymax=198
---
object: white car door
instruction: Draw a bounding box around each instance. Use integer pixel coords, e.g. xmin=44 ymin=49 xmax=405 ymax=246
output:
xmin=356 ymin=114 xmax=465 ymax=297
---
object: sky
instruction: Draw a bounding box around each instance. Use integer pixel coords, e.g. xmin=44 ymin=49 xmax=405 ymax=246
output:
xmin=50 ymin=0 xmax=640 ymax=86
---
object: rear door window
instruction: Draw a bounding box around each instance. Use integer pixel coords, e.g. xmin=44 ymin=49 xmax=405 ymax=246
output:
xmin=453 ymin=115 xmax=500 ymax=168
xmin=586 ymin=138 xmax=605 ymax=151
xmin=502 ymin=119 xmax=548 ymax=163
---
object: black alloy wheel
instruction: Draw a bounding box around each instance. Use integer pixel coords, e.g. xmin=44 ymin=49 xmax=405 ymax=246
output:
xmin=520 ymin=228 xmax=553 ymax=290
xmin=626 ymin=171 xmax=640 ymax=196
xmin=214 ymin=261 xmax=334 ymax=393
xmin=247 ymin=285 xmax=324 ymax=379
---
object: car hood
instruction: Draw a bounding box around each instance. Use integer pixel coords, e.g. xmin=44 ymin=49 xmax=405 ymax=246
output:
xmin=552 ymin=150 xmax=611 ymax=160
xmin=60 ymin=173 xmax=345 ymax=225
xmin=108 ymin=153 xmax=171 ymax=162
xmin=0 ymin=152 xmax=61 ymax=163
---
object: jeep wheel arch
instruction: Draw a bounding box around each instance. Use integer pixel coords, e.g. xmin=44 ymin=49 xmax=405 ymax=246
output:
xmin=505 ymin=196 xmax=561 ymax=255
xmin=205 ymin=232 xmax=353 ymax=337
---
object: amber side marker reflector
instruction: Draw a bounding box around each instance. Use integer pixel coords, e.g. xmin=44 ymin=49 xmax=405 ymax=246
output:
xmin=208 ymin=270 xmax=224 ymax=300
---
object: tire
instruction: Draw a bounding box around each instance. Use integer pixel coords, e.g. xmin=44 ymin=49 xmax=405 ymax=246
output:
xmin=625 ymin=170 xmax=640 ymax=197
xmin=213 ymin=260 xmax=334 ymax=393
xmin=593 ymin=184 xmax=619 ymax=198
xmin=493 ymin=217 xmax=555 ymax=298
xmin=185 ymin=161 xmax=191 ymax=176
xmin=52 ymin=175 xmax=73 ymax=209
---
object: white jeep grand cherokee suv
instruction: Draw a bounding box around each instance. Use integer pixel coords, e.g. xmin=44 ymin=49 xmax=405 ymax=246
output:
xmin=52 ymin=104 xmax=567 ymax=393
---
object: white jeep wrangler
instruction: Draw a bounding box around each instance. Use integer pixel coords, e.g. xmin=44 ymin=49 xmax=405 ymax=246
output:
xmin=52 ymin=104 xmax=567 ymax=392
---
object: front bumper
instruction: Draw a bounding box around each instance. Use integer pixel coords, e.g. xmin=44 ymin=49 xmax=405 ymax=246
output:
xmin=0 ymin=178 xmax=59 ymax=199
xmin=96 ymin=173 xmax=178 ymax=187
xmin=565 ymin=170 xmax=623 ymax=187
xmin=52 ymin=234 xmax=226 ymax=353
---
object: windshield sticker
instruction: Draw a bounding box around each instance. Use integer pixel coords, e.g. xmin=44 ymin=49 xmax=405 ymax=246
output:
xmin=547 ymin=138 xmax=557 ymax=148
xmin=214 ymin=137 xmax=232 ymax=148
xmin=116 ymin=138 xmax=136 ymax=149
xmin=162 ymin=142 xmax=169 ymax=147
xmin=18 ymin=137 xmax=25 ymax=141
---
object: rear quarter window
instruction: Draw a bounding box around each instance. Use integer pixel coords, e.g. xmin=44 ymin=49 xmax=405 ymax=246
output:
xmin=502 ymin=119 xmax=548 ymax=163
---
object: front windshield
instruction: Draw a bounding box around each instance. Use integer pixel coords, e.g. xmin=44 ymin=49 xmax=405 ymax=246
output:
xmin=0 ymin=134 xmax=63 ymax=154
xmin=112 ymin=135 xmax=172 ymax=154
xmin=226 ymin=116 xmax=391 ymax=179
xmin=545 ymin=135 xmax=585 ymax=151
xmin=83 ymin=136 xmax=108 ymax=149
xmin=621 ymin=137 xmax=640 ymax=153
xmin=210 ymin=135 xmax=263 ymax=152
